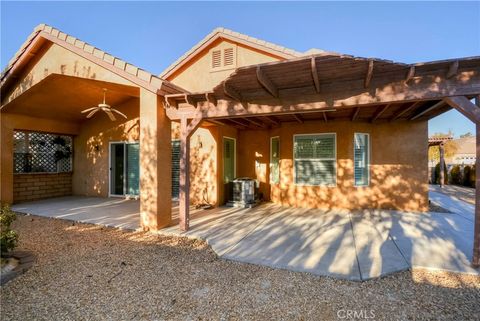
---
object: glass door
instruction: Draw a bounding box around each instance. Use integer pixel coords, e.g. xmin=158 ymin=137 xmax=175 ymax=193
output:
xmin=110 ymin=142 xmax=139 ymax=197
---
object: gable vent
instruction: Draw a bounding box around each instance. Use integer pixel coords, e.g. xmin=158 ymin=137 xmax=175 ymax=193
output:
xmin=224 ymin=48 xmax=234 ymax=66
xmin=212 ymin=50 xmax=221 ymax=68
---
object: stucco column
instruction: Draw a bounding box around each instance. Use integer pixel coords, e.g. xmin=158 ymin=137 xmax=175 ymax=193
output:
xmin=139 ymin=88 xmax=172 ymax=231
xmin=0 ymin=113 xmax=14 ymax=204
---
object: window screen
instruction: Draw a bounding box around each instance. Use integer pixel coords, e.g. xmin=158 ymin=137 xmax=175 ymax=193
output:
xmin=270 ymin=137 xmax=280 ymax=184
xmin=354 ymin=133 xmax=370 ymax=186
xmin=294 ymin=134 xmax=336 ymax=186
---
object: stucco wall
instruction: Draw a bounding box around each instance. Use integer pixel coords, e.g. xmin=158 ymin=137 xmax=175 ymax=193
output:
xmin=72 ymin=98 xmax=140 ymax=196
xmin=235 ymin=120 xmax=428 ymax=212
xmin=167 ymin=39 xmax=283 ymax=92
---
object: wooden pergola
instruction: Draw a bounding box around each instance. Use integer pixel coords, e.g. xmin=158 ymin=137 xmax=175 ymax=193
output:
xmin=165 ymin=53 xmax=480 ymax=267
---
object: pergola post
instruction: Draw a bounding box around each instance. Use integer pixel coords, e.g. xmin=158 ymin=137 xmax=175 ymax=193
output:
xmin=179 ymin=113 xmax=202 ymax=231
xmin=439 ymin=142 xmax=445 ymax=188
xmin=139 ymin=88 xmax=172 ymax=231
xmin=444 ymin=96 xmax=480 ymax=267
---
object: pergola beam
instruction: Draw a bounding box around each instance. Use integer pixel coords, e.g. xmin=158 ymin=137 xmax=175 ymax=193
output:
xmin=227 ymin=118 xmax=250 ymax=127
xmin=371 ymin=104 xmax=390 ymax=122
xmin=444 ymin=96 xmax=480 ymax=123
xmin=205 ymin=92 xmax=217 ymax=106
xmin=263 ymin=116 xmax=279 ymax=126
xmin=223 ymin=82 xmax=242 ymax=101
xmin=243 ymin=117 xmax=266 ymax=128
xmin=323 ymin=112 xmax=328 ymax=122
xmin=390 ymin=101 xmax=421 ymax=121
xmin=410 ymin=101 xmax=445 ymax=120
xmin=256 ymin=66 xmax=278 ymax=98
xmin=351 ymin=107 xmax=360 ymax=121
xmin=446 ymin=60 xmax=459 ymax=79
xmin=293 ymin=114 xmax=303 ymax=123
xmin=405 ymin=66 xmax=415 ymax=84
xmin=311 ymin=57 xmax=321 ymax=93
xmin=364 ymin=59 xmax=374 ymax=88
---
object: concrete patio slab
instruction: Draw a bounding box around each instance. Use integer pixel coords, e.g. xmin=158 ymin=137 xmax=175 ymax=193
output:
xmin=11 ymin=185 xmax=479 ymax=281
xmin=11 ymin=196 xmax=141 ymax=231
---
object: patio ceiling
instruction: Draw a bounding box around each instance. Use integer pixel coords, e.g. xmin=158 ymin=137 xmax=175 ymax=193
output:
xmin=1 ymin=74 xmax=139 ymax=122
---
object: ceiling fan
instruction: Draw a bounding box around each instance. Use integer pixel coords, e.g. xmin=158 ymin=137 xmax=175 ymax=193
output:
xmin=81 ymin=88 xmax=127 ymax=121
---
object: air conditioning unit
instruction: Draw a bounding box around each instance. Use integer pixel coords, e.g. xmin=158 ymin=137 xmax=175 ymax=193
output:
xmin=226 ymin=177 xmax=260 ymax=208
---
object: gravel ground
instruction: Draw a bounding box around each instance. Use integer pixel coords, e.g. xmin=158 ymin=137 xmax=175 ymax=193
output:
xmin=1 ymin=214 xmax=479 ymax=321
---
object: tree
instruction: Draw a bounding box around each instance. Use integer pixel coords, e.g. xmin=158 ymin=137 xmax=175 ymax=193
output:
xmin=460 ymin=132 xmax=473 ymax=138
xmin=428 ymin=131 xmax=458 ymax=164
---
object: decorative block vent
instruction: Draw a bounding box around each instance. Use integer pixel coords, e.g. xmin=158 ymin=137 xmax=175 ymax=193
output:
xmin=13 ymin=131 xmax=73 ymax=173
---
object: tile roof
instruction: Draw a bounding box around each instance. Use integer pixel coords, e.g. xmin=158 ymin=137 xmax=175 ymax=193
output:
xmin=1 ymin=24 xmax=186 ymax=95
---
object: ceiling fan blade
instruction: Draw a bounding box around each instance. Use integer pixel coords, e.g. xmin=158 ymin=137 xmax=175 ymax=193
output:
xmin=81 ymin=107 xmax=98 ymax=113
xmin=111 ymin=108 xmax=128 ymax=119
xmin=105 ymin=109 xmax=116 ymax=121
xmin=86 ymin=109 xmax=100 ymax=118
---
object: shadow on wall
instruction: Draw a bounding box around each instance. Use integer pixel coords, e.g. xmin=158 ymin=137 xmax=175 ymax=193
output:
xmin=275 ymin=159 xmax=428 ymax=212
xmin=74 ymin=98 xmax=140 ymax=197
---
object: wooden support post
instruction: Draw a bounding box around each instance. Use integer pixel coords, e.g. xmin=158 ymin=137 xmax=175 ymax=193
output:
xmin=444 ymin=95 xmax=480 ymax=267
xmin=178 ymin=113 xmax=202 ymax=231
xmin=439 ymin=142 xmax=445 ymax=188
xmin=474 ymin=122 xmax=480 ymax=267
xmin=473 ymin=95 xmax=480 ymax=267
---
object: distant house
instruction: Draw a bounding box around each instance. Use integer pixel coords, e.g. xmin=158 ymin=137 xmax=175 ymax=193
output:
xmin=447 ymin=136 xmax=476 ymax=166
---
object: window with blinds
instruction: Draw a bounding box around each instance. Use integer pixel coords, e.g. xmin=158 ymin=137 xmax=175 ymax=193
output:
xmin=354 ymin=133 xmax=370 ymax=187
xmin=294 ymin=134 xmax=336 ymax=186
xmin=270 ymin=137 xmax=280 ymax=184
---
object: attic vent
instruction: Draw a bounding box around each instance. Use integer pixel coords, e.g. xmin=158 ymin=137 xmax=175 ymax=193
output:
xmin=212 ymin=50 xmax=221 ymax=68
xmin=224 ymin=48 xmax=234 ymax=66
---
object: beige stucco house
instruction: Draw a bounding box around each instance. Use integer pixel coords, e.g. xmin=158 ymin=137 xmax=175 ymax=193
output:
xmin=1 ymin=24 xmax=479 ymax=266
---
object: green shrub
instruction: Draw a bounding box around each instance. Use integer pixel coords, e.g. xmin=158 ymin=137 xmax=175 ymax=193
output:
xmin=434 ymin=162 xmax=448 ymax=185
xmin=470 ymin=165 xmax=476 ymax=188
xmin=450 ymin=165 xmax=462 ymax=185
xmin=0 ymin=205 xmax=18 ymax=255
xmin=463 ymin=166 xmax=472 ymax=187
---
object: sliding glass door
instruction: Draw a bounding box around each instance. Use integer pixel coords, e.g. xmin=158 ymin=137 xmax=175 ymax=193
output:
xmin=109 ymin=142 xmax=139 ymax=197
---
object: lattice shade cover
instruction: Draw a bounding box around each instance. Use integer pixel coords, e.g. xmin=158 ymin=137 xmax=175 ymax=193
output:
xmin=13 ymin=131 xmax=73 ymax=173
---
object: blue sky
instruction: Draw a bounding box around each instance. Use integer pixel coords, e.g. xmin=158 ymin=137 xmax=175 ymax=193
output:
xmin=1 ymin=1 xmax=479 ymax=137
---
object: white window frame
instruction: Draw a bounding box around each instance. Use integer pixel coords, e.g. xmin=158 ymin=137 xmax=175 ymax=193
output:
xmin=353 ymin=132 xmax=371 ymax=187
xmin=270 ymin=136 xmax=280 ymax=184
xmin=293 ymin=133 xmax=337 ymax=187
